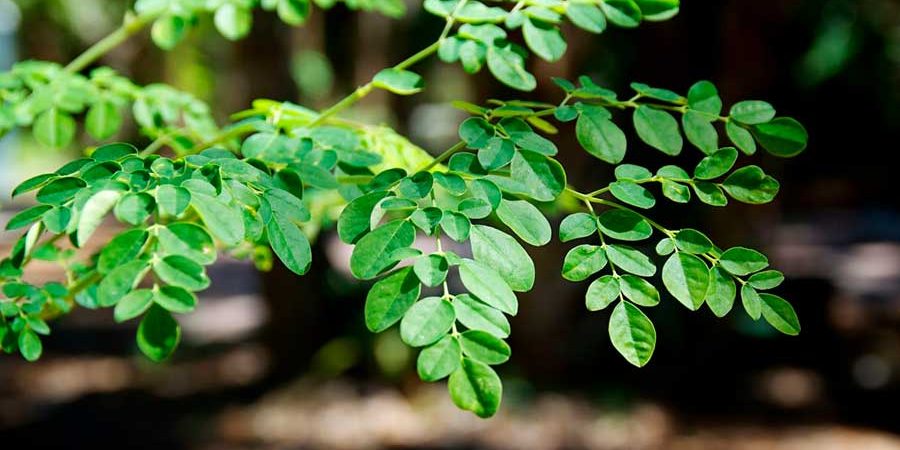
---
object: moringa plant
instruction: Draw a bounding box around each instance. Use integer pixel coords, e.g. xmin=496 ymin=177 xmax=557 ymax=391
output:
xmin=0 ymin=0 xmax=807 ymax=418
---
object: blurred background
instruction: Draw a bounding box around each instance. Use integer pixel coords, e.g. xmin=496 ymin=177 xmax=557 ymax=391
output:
xmin=1 ymin=0 xmax=899 ymax=448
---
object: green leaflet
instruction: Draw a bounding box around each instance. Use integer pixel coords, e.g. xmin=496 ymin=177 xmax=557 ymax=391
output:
xmin=458 ymin=259 xmax=518 ymax=315
xmin=75 ymin=189 xmax=122 ymax=247
xmin=98 ymin=260 xmax=150 ymax=307
xmin=619 ymin=275 xmax=660 ymax=307
xmin=598 ymin=209 xmax=652 ymax=241
xmin=365 ymin=267 xmax=421 ymax=332
xmin=350 ymin=220 xmax=416 ymax=280
xmin=486 ymin=43 xmax=537 ymax=91
xmin=576 ymin=105 xmax=627 ymax=163
xmin=522 ymin=18 xmax=566 ymax=62
xmin=705 ymin=267 xmax=736 ymax=317
xmin=154 ymin=285 xmax=197 ymax=314
xmin=113 ymin=289 xmax=154 ymax=323
xmin=609 ymin=300 xmax=656 ymax=367
xmin=453 ymin=294 xmax=511 ymax=338
xmin=562 ymin=245 xmax=607 ymax=282
xmin=266 ymin=213 xmax=312 ymax=276
xmin=633 ymin=105 xmax=682 ymax=155
xmin=448 ymin=357 xmax=502 ymax=418
xmin=496 ymin=199 xmax=551 ymax=246
xmin=459 ymin=330 xmax=510 ymax=365
xmin=373 ymin=69 xmax=425 ymax=95
xmin=586 ymin=275 xmax=620 ymax=311
xmin=559 ymin=212 xmax=597 ymax=242
xmin=418 ymin=335 xmax=461 ymax=382
xmin=157 ymin=223 xmax=217 ymax=265
xmin=606 ymin=244 xmax=656 ymax=277
xmin=154 ymin=255 xmax=210 ymax=291
xmin=662 ymin=252 xmax=709 ymax=310
xmin=751 ymin=117 xmax=808 ymax=157
xmin=191 ymin=192 xmax=245 ymax=246
xmin=759 ymin=293 xmax=801 ymax=335
xmin=741 ymin=283 xmax=762 ymax=320
xmin=98 ymin=229 xmax=149 ymax=274
xmin=719 ymin=246 xmax=769 ymax=276
xmin=137 ymin=305 xmax=181 ymax=362
xmin=469 ymin=225 xmax=535 ymax=292
xmin=338 ymin=191 xmax=391 ymax=244
xmin=400 ymin=297 xmax=455 ymax=347
xmin=414 ymin=254 xmax=449 ymax=287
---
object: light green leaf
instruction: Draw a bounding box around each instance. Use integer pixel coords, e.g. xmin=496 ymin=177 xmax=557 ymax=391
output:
xmin=365 ymin=267 xmax=421 ymax=332
xmin=478 ymin=137 xmax=515 ymax=170
xmin=373 ymin=68 xmax=425 ymax=95
xmin=759 ymin=293 xmax=801 ymax=335
xmin=748 ymin=270 xmax=784 ymax=290
xmin=214 ymin=3 xmax=252 ymax=40
xmin=113 ymin=289 xmax=154 ymax=323
xmin=606 ymin=244 xmax=656 ymax=277
xmin=98 ymin=260 xmax=149 ymax=307
xmin=86 ymin=100 xmax=122 ymax=140
xmin=522 ymin=18 xmax=566 ymax=62
xmin=278 ymin=0 xmax=310 ymax=25
xmin=191 ymin=192 xmax=244 ymax=246
xmin=157 ymin=223 xmax=217 ymax=265
xmin=694 ymin=147 xmax=738 ymax=180
xmin=559 ymin=212 xmax=597 ymax=242
xmin=609 ymin=301 xmax=656 ymax=367
xmin=726 ymin=120 xmax=757 ymax=155
xmin=693 ymin=181 xmax=728 ymax=206
xmin=151 ymin=14 xmax=188 ymax=50
xmin=719 ymin=246 xmax=769 ymax=276
xmin=457 ymin=198 xmax=492 ymax=219
xmin=42 ymin=206 xmax=71 ymax=233
xmin=609 ymin=181 xmax=655 ymax=209
xmin=687 ymin=80 xmax=722 ymax=115
xmin=470 ymin=225 xmax=535 ymax=292
xmin=597 ymin=209 xmax=652 ymax=241
xmin=566 ymin=3 xmax=606 ymax=33
xmin=267 ymin=214 xmax=312 ymax=275
xmin=673 ymin=228 xmax=713 ymax=254
xmin=154 ymin=285 xmax=197 ymax=314
xmin=562 ymin=244 xmax=607 ymax=282
xmin=448 ymin=358 xmax=502 ymax=418
xmin=496 ymin=199 xmax=551 ymax=246
xmin=459 ymin=259 xmax=518 ymax=315
xmin=486 ymin=43 xmax=537 ymax=91
xmin=440 ymin=211 xmax=471 ymax=242
xmin=601 ymin=0 xmax=642 ymax=28
xmin=682 ymin=110 xmax=719 ymax=154
xmin=99 ymin=229 xmax=149 ymax=274
xmin=350 ymin=220 xmax=416 ymax=280
xmin=722 ymin=165 xmax=780 ymax=204
xmin=137 ymin=304 xmax=181 ymax=362
xmin=741 ymin=284 xmax=762 ymax=320
xmin=400 ymin=297 xmax=456 ymax=347
xmin=662 ymin=252 xmax=709 ymax=310
xmin=156 ymin=185 xmax=191 ymax=217
xmin=586 ymin=275 xmax=620 ymax=311
xmin=508 ymin=150 xmax=566 ymax=202
xmin=633 ymin=105 xmax=682 ymax=155
xmin=19 ymin=329 xmax=42 ymax=362
xmin=414 ymin=254 xmax=449 ymax=287
xmin=154 ymin=255 xmax=210 ymax=291
xmin=576 ymin=105 xmax=627 ymax=163
xmin=114 ymin=193 xmax=155 ymax=226
xmin=417 ymin=335 xmax=461 ymax=382
xmin=705 ymin=267 xmax=736 ymax=317
xmin=729 ymin=100 xmax=776 ymax=125
xmin=76 ymin=190 xmax=122 ymax=247
xmin=34 ymin=108 xmax=76 ymax=148
xmin=619 ymin=275 xmax=660 ymax=307
xmin=453 ymin=293 xmax=510 ymax=338
xmin=460 ymin=330 xmax=510 ymax=364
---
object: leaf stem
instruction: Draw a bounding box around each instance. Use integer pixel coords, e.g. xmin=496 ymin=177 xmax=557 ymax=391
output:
xmin=64 ymin=12 xmax=160 ymax=73
xmin=419 ymin=141 xmax=467 ymax=172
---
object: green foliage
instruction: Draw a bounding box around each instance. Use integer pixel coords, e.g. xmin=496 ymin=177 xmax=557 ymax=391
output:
xmin=0 ymin=0 xmax=809 ymax=420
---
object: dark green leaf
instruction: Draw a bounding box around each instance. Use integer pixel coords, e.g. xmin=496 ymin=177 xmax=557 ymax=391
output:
xmin=633 ymin=105 xmax=682 ymax=155
xmin=154 ymin=285 xmax=197 ymax=314
xmin=154 ymin=255 xmax=210 ymax=291
xmin=496 ymin=199 xmax=551 ymax=246
xmin=417 ymin=335 xmax=461 ymax=382
xmin=674 ymin=229 xmax=713 ymax=254
xmin=619 ymin=275 xmax=660 ymax=307
xmin=559 ymin=212 xmax=597 ymax=242
xmin=705 ymin=266 xmax=736 ymax=317
xmin=99 ymin=229 xmax=149 ymax=274
xmin=597 ymin=209 xmax=652 ymax=241
xmin=751 ymin=117 xmax=808 ymax=157
xmin=98 ymin=260 xmax=149 ymax=307
xmin=694 ymin=147 xmax=738 ymax=180
xmin=137 ymin=305 xmax=181 ymax=362
xmin=459 ymin=330 xmax=510 ymax=364
xmin=719 ymin=246 xmax=769 ymax=276
xmin=576 ymin=105 xmax=627 ymax=163
xmin=562 ymin=244 xmax=607 ymax=282
xmin=759 ymin=293 xmax=800 ymax=335
xmin=36 ymin=177 xmax=86 ymax=205
xmin=722 ymin=165 xmax=780 ymax=204
xmin=609 ymin=181 xmax=656 ymax=209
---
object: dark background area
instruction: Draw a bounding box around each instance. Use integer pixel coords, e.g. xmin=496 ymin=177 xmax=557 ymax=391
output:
xmin=0 ymin=0 xmax=897 ymax=448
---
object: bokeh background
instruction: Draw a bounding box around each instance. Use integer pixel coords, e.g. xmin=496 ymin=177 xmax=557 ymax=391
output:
xmin=1 ymin=0 xmax=898 ymax=448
